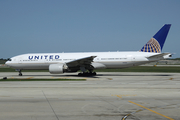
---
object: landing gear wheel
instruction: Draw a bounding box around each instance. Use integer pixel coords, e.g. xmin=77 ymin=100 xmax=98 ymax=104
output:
xmin=16 ymin=69 xmax=22 ymax=76
xmin=78 ymin=72 xmax=97 ymax=76
xmin=92 ymin=72 xmax=96 ymax=76
xmin=19 ymin=73 xmax=22 ymax=76
xmin=78 ymin=73 xmax=83 ymax=76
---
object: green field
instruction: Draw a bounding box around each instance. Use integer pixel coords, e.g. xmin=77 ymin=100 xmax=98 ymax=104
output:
xmin=0 ymin=66 xmax=180 ymax=73
xmin=0 ymin=67 xmax=49 ymax=72
xmin=95 ymin=66 xmax=180 ymax=73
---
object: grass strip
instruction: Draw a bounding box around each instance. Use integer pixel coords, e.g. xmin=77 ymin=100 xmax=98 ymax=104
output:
xmin=0 ymin=68 xmax=48 ymax=72
xmin=0 ymin=66 xmax=180 ymax=73
xmin=95 ymin=66 xmax=180 ymax=73
xmin=0 ymin=78 xmax=86 ymax=81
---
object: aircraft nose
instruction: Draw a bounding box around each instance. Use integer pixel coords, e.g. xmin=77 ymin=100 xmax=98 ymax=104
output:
xmin=5 ymin=61 xmax=10 ymax=66
xmin=5 ymin=59 xmax=12 ymax=66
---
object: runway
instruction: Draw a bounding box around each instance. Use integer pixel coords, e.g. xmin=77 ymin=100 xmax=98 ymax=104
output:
xmin=0 ymin=72 xmax=179 ymax=120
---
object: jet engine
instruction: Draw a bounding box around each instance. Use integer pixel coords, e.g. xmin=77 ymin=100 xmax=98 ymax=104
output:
xmin=49 ymin=64 xmax=66 ymax=74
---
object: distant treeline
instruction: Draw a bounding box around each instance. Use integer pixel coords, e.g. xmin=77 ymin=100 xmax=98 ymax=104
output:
xmin=169 ymin=58 xmax=180 ymax=60
xmin=0 ymin=59 xmax=8 ymax=64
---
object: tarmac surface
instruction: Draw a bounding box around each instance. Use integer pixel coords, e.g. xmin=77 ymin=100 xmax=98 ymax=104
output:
xmin=0 ymin=72 xmax=180 ymax=120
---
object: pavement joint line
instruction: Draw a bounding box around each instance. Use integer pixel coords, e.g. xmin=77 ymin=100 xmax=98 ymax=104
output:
xmin=128 ymin=101 xmax=174 ymax=120
xmin=42 ymin=90 xmax=59 ymax=120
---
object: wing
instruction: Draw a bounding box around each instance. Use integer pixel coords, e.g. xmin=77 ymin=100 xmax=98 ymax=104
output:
xmin=66 ymin=56 xmax=96 ymax=68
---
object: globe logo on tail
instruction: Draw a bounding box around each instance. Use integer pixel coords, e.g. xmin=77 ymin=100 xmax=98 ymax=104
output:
xmin=140 ymin=38 xmax=161 ymax=53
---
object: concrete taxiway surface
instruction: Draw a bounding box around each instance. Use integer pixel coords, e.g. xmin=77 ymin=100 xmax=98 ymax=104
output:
xmin=0 ymin=72 xmax=180 ymax=120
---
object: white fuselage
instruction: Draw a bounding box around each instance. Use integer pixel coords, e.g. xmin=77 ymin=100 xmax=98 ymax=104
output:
xmin=5 ymin=51 xmax=169 ymax=70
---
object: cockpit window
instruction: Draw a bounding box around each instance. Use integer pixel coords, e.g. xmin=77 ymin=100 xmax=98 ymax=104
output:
xmin=7 ymin=58 xmax=12 ymax=61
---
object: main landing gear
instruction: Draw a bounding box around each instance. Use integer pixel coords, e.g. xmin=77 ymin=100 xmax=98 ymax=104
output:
xmin=78 ymin=67 xmax=96 ymax=76
xmin=78 ymin=72 xmax=96 ymax=76
xmin=16 ymin=69 xmax=22 ymax=76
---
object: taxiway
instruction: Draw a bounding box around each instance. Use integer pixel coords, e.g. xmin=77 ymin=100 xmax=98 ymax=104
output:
xmin=0 ymin=72 xmax=179 ymax=120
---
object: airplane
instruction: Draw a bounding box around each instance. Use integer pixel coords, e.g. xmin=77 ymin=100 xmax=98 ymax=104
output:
xmin=5 ymin=24 xmax=172 ymax=76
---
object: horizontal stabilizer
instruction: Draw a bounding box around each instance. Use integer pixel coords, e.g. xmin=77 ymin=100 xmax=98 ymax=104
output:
xmin=146 ymin=53 xmax=171 ymax=59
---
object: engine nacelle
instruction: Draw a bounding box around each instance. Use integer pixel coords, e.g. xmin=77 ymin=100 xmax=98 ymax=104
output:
xmin=49 ymin=64 xmax=65 ymax=74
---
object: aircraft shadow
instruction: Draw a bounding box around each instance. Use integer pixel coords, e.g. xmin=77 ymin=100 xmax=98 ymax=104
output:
xmin=96 ymin=73 xmax=172 ymax=77
xmin=21 ymin=73 xmax=172 ymax=78
xmin=21 ymin=74 xmax=99 ymax=78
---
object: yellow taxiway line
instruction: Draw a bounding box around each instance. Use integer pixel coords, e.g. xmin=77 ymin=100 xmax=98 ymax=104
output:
xmin=129 ymin=101 xmax=174 ymax=120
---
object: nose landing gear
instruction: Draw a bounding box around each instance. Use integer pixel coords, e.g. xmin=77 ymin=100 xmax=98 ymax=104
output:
xmin=16 ymin=69 xmax=22 ymax=76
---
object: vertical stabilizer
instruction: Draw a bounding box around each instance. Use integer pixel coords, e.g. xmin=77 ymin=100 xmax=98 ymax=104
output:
xmin=140 ymin=24 xmax=171 ymax=53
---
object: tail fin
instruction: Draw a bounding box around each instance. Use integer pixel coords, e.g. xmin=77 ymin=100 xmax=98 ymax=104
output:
xmin=140 ymin=24 xmax=171 ymax=53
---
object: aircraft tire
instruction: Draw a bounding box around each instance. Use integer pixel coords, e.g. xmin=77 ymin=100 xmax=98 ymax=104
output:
xmin=19 ymin=73 xmax=22 ymax=76
xmin=78 ymin=73 xmax=83 ymax=76
xmin=93 ymin=72 xmax=96 ymax=75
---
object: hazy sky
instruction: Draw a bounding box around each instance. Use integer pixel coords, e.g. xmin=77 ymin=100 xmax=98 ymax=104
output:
xmin=1 ymin=0 xmax=180 ymax=58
